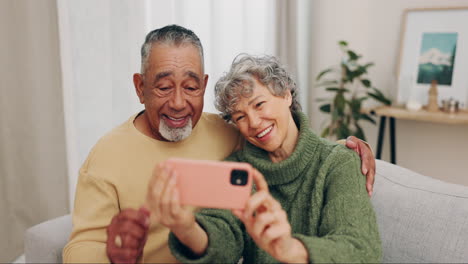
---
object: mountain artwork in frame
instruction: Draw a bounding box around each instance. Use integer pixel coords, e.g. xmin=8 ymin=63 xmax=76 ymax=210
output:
xmin=417 ymin=32 xmax=457 ymax=86
xmin=396 ymin=7 xmax=468 ymax=108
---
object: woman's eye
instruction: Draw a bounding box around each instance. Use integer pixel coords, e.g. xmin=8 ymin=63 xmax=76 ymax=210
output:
xmin=235 ymin=116 xmax=244 ymax=122
xmin=256 ymin=101 xmax=265 ymax=108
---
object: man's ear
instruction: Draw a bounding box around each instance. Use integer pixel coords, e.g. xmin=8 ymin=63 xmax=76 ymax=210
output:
xmin=201 ymin=74 xmax=209 ymax=95
xmin=133 ymin=73 xmax=145 ymax=104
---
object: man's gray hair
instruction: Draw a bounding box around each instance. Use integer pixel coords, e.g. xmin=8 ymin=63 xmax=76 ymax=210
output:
xmin=215 ymin=54 xmax=301 ymax=121
xmin=140 ymin=24 xmax=204 ymax=74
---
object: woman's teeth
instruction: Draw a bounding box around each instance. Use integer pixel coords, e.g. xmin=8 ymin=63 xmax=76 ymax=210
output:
xmin=257 ymin=126 xmax=272 ymax=138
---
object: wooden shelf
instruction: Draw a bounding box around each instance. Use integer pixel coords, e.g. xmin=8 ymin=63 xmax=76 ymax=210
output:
xmin=365 ymin=106 xmax=468 ymax=125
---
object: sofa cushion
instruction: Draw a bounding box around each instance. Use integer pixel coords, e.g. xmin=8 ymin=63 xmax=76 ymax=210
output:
xmin=372 ymin=160 xmax=468 ymax=263
xmin=24 ymin=214 xmax=72 ymax=263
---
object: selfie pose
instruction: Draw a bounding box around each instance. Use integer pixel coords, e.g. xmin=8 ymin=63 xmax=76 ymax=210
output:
xmin=148 ymin=54 xmax=382 ymax=263
xmin=64 ymin=25 xmax=377 ymax=263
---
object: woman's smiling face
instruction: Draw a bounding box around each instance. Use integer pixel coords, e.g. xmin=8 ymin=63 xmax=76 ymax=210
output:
xmin=231 ymin=78 xmax=295 ymax=153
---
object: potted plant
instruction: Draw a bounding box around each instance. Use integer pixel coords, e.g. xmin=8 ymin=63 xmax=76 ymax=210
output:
xmin=316 ymin=40 xmax=391 ymax=141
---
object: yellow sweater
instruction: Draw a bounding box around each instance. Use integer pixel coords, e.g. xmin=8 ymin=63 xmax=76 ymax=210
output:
xmin=63 ymin=112 xmax=240 ymax=263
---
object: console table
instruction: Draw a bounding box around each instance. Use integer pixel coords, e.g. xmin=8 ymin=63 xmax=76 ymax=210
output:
xmin=367 ymin=106 xmax=468 ymax=164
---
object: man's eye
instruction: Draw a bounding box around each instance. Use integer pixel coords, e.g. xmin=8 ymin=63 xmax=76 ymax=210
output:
xmin=186 ymin=87 xmax=197 ymax=91
xmin=159 ymin=87 xmax=170 ymax=91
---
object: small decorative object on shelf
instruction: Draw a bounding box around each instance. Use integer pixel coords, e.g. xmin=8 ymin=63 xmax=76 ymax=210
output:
xmin=426 ymin=80 xmax=440 ymax=112
xmin=406 ymin=99 xmax=422 ymax=111
xmin=441 ymin=98 xmax=460 ymax=113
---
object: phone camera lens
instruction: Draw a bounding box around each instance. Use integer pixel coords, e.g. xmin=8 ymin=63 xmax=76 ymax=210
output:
xmin=230 ymin=169 xmax=248 ymax=186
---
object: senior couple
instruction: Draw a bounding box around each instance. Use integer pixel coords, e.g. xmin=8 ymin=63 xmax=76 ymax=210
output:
xmin=63 ymin=25 xmax=381 ymax=263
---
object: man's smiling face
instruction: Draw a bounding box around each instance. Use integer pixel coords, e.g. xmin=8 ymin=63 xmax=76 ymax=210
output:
xmin=135 ymin=43 xmax=208 ymax=141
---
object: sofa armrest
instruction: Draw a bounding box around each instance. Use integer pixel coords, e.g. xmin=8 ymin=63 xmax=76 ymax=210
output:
xmin=24 ymin=214 xmax=72 ymax=263
xmin=372 ymin=160 xmax=468 ymax=263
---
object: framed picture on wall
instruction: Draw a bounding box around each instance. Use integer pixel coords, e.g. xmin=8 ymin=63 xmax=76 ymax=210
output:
xmin=396 ymin=7 xmax=468 ymax=108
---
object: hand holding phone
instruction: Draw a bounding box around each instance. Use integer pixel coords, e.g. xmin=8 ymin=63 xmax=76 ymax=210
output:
xmin=165 ymin=158 xmax=253 ymax=210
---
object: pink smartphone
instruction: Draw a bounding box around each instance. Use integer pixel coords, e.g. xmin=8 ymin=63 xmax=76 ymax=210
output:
xmin=165 ymin=158 xmax=253 ymax=210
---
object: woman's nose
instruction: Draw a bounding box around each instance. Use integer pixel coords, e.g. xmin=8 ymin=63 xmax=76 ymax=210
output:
xmin=248 ymin=114 xmax=261 ymax=129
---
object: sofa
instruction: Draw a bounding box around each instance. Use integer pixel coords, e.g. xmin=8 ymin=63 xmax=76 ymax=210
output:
xmin=25 ymin=160 xmax=468 ymax=263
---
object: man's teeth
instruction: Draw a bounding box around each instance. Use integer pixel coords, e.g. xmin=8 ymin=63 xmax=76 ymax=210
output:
xmin=167 ymin=116 xmax=185 ymax=121
xmin=257 ymin=126 xmax=272 ymax=138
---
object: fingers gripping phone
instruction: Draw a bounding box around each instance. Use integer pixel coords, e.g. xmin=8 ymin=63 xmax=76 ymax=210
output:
xmin=166 ymin=158 xmax=253 ymax=210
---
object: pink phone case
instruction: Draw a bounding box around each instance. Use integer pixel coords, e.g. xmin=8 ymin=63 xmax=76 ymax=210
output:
xmin=166 ymin=158 xmax=253 ymax=209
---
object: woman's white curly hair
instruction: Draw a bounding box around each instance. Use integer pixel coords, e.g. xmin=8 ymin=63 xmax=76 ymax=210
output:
xmin=214 ymin=54 xmax=301 ymax=122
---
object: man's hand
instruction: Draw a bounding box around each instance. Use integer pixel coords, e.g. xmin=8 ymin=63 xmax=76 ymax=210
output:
xmin=106 ymin=207 xmax=150 ymax=264
xmin=345 ymin=136 xmax=376 ymax=196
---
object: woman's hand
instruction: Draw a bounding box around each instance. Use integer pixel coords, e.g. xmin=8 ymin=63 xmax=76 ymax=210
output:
xmin=232 ymin=169 xmax=308 ymax=263
xmin=146 ymin=162 xmax=208 ymax=255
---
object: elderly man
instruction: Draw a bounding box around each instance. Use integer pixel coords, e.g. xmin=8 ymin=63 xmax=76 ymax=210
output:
xmin=63 ymin=24 xmax=376 ymax=263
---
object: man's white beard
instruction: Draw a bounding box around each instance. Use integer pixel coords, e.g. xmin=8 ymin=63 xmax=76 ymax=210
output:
xmin=159 ymin=118 xmax=193 ymax=142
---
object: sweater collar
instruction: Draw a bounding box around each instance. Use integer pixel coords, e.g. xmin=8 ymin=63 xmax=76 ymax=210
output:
xmin=240 ymin=111 xmax=319 ymax=186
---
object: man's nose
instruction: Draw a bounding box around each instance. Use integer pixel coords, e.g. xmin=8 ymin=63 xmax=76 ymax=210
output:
xmin=168 ymin=88 xmax=187 ymax=111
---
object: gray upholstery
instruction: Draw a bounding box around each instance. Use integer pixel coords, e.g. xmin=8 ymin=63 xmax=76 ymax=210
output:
xmin=24 ymin=160 xmax=468 ymax=263
xmin=371 ymin=160 xmax=468 ymax=263
xmin=24 ymin=214 xmax=71 ymax=263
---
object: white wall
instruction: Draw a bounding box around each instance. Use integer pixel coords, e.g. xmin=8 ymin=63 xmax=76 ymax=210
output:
xmin=308 ymin=0 xmax=468 ymax=186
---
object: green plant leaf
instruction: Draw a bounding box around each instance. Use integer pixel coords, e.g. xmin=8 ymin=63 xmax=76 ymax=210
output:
xmin=347 ymin=50 xmax=360 ymax=61
xmin=368 ymin=93 xmax=392 ymax=106
xmin=316 ymin=68 xmax=333 ymax=81
xmin=339 ymin=40 xmax=348 ymax=47
xmin=337 ymin=122 xmax=350 ymax=139
xmin=326 ymin=87 xmax=349 ymax=93
xmin=349 ymin=99 xmax=362 ymax=121
xmin=361 ymin=79 xmax=371 ymax=88
xmin=368 ymin=88 xmax=392 ymax=105
xmin=315 ymin=80 xmax=339 ymax=87
xmin=356 ymin=66 xmax=367 ymax=76
xmin=363 ymin=62 xmax=374 ymax=69
xmin=334 ymin=94 xmax=346 ymax=115
xmin=319 ymin=104 xmax=331 ymax=113
xmin=360 ymin=114 xmax=376 ymax=124
xmin=356 ymin=96 xmax=368 ymax=103
xmin=349 ymin=98 xmax=361 ymax=111
xmin=316 ymin=98 xmax=331 ymax=103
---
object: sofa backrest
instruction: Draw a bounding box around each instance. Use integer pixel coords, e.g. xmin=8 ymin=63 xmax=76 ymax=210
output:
xmin=372 ymin=160 xmax=468 ymax=263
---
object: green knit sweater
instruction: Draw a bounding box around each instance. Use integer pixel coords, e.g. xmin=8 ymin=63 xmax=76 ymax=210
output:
xmin=169 ymin=112 xmax=381 ymax=263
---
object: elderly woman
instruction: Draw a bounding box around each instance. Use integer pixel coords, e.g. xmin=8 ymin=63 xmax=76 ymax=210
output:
xmin=149 ymin=54 xmax=381 ymax=263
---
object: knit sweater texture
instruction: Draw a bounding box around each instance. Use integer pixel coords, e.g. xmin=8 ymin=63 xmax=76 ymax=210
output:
xmin=169 ymin=111 xmax=382 ymax=263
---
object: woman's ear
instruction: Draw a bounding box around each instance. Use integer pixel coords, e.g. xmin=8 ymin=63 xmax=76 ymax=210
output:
xmin=285 ymin=89 xmax=292 ymax=107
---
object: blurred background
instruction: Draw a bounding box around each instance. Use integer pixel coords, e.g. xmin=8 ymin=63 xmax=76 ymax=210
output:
xmin=1 ymin=0 xmax=468 ymax=262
